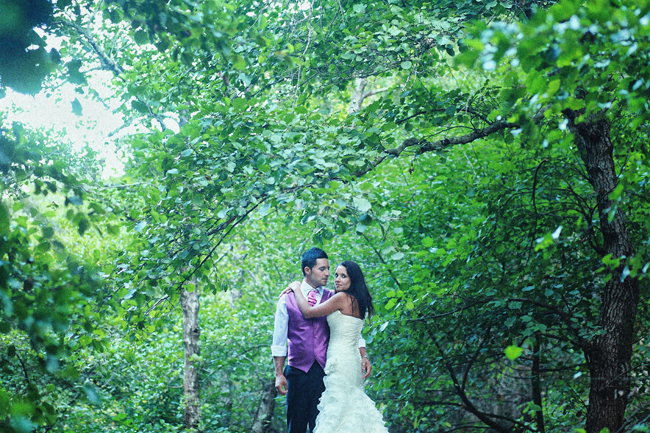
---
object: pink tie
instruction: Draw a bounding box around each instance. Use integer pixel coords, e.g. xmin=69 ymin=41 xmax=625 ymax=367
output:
xmin=308 ymin=289 xmax=318 ymax=306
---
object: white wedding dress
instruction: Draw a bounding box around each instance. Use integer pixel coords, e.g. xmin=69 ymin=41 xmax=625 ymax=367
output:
xmin=314 ymin=311 xmax=389 ymax=433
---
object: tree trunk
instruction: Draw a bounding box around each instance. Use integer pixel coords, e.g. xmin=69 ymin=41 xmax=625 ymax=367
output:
xmin=249 ymin=380 xmax=276 ymax=433
xmin=181 ymin=286 xmax=201 ymax=431
xmin=348 ymin=78 xmax=368 ymax=113
xmin=532 ymin=336 xmax=545 ymax=433
xmin=566 ymin=114 xmax=640 ymax=433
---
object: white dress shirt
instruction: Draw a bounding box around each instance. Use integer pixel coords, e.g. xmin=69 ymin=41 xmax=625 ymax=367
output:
xmin=271 ymin=281 xmax=366 ymax=357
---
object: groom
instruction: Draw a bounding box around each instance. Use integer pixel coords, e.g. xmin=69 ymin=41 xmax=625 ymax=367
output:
xmin=272 ymin=247 xmax=371 ymax=433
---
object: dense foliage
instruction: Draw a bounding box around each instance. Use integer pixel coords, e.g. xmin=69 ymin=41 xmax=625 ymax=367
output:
xmin=1 ymin=0 xmax=649 ymax=432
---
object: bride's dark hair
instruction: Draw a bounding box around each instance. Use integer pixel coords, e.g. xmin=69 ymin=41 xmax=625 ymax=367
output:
xmin=338 ymin=261 xmax=374 ymax=319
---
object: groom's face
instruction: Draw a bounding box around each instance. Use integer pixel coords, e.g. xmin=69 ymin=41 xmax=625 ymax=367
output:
xmin=305 ymin=258 xmax=330 ymax=288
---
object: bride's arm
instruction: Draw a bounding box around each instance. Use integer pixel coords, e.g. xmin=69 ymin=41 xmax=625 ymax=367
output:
xmin=291 ymin=287 xmax=347 ymax=319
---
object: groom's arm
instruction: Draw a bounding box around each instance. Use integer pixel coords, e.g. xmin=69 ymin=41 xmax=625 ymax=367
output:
xmin=359 ymin=335 xmax=372 ymax=378
xmin=272 ymin=295 xmax=289 ymax=395
xmin=359 ymin=347 xmax=372 ymax=378
xmin=274 ymin=356 xmax=288 ymax=395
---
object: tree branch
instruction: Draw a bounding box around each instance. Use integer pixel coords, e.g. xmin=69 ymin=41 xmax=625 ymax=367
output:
xmin=462 ymin=327 xmax=490 ymax=393
xmin=145 ymin=295 xmax=170 ymax=316
xmin=439 ymin=424 xmax=491 ymax=433
xmin=410 ymin=298 xmax=496 ymax=322
xmin=395 ymin=107 xmax=489 ymax=125
xmin=172 ymin=197 xmax=267 ymax=294
xmin=353 ymin=120 xmax=516 ymax=178
xmin=507 ymin=297 xmax=572 ymax=322
xmin=16 ymin=352 xmax=31 ymax=385
xmin=432 ymin=339 xmax=523 ymax=433
xmin=507 ymin=297 xmax=588 ymax=348
xmin=360 ymin=232 xmax=402 ymax=288
xmin=56 ymin=19 xmax=124 ymax=76
xmin=56 ymin=18 xmax=166 ymax=129
xmin=525 ymin=159 xmax=549 ymax=266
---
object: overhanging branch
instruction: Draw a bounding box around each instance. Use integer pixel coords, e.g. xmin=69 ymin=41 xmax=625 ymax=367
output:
xmin=353 ymin=105 xmax=550 ymax=179
xmin=353 ymin=120 xmax=516 ymax=178
xmin=56 ymin=19 xmax=124 ymax=77
xmin=56 ymin=18 xmax=166 ymax=129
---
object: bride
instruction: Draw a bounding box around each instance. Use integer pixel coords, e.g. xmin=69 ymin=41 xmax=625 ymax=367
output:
xmin=287 ymin=260 xmax=389 ymax=433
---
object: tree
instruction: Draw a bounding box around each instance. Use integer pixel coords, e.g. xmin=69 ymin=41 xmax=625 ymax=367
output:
xmin=0 ymin=0 xmax=59 ymax=94
xmin=181 ymin=283 xmax=201 ymax=430
xmin=2 ymin=0 xmax=649 ymax=431
xmin=0 ymin=123 xmax=114 ymax=432
xmin=455 ymin=1 xmax=650 ymax=430
xmin=62 ymin=0 xmax=649 ymax=430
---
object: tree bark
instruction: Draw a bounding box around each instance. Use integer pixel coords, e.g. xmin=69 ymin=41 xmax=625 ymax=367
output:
xmin=249 ymin=380 xmax=276 ymax=433
xmin=181 ymin=286 xmax=201 ymax=431
xmin=348 ymin=78 xmax=388 ymax=114
xmin=565 ymin=113 xmax=640 ymax=433
xmin=532 ymin=336 xmax=545 ymax=433
xmin=349 ymin=78 xmax=368 ymax=113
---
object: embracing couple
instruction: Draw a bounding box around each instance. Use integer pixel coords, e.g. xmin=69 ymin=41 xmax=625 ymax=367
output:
xmin=271 ymin=247 xmax=388 ymax=433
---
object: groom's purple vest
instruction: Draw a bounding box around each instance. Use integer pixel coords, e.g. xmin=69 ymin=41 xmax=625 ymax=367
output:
xmin=285 ymin=289 xmax=333 ymax=373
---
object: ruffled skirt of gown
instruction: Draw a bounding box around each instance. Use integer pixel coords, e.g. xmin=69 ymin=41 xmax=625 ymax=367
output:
xmin=314 ymin=311 xmax=389 ymax=433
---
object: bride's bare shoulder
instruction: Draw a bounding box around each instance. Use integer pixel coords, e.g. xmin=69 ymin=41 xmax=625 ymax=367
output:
xmin=336 ymin=292 xmax=362 ymax=317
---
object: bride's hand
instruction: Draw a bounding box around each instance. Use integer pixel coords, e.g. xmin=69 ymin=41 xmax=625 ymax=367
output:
xmin=279 ymin=281 xmax=301 ymax=297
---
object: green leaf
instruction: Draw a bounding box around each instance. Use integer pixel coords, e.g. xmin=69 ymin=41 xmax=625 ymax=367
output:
xmin=233 ymin=98 xmax=247 ymax=110
xmin=353 ymin=197 xmax=372 ymax=213
xmin=83 ymin=382 xmax=101 ymax=405
xmin=526 ymin=403 xmax=542 ymax=412
xmin=131 ymin=100 xmax=149 ymax=114
xmin=505 ymin=345 xmax=523 ymax=360
xmin=67 ymin=195 xmax=83 ymax=206
xmin=77 ymin=218 xmax=89 ymax=236
xmin=71 ymin=98 xmax=83 ymax=116
xmin=551 ymin=226 xmax=562 ymax=239
xmin=445 ymin=44 xmax=455 ymax=56
xmin=37 ymin=241 xmax=51 ymax=253
xmin=233 ymin=54 xmax=246 ymax=70
xmin=259 ymin=202 xmax=272 ymax=216
xmin=0 ymin=204 xmax=10 ymax=234
xmin=546 ymin=79 xmax=560 ymax=97
xmin=134 ymin=30 xmax=149 ymax=45
xmin=353 ymin=3 xmax=366 ymax=13
xmin=621 ymin=266 xmax=631 ymax=282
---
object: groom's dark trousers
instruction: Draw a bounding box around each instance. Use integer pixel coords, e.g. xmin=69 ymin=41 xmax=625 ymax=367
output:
xmin=285 ymin=361 xmax=326 ymax=433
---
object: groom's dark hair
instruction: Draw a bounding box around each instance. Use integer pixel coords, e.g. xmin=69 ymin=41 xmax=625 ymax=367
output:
xmin=301 ymin=247 xmax=328 ymax=276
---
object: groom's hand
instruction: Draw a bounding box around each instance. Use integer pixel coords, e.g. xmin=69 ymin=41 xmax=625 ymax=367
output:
xmin=361 ymin=358 xmax=372 ymax=379
xmin=275 ymin=374 xmax=288 ymax=395
xmin=279 ymin=281 xmax=301 ymax=298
